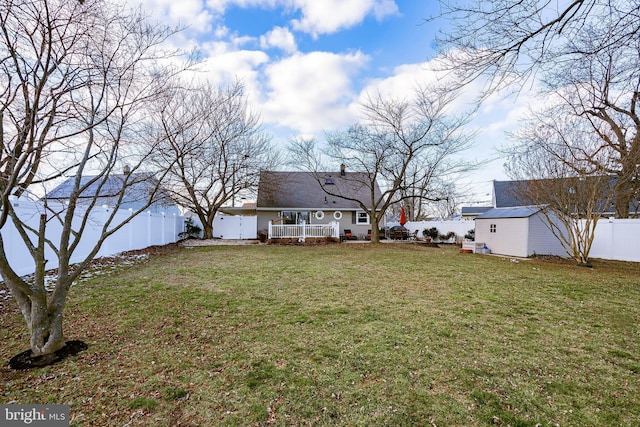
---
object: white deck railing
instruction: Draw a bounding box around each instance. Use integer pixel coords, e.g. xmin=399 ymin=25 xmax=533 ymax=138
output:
xmin=268 ymin=220 xmax=339 ymax=241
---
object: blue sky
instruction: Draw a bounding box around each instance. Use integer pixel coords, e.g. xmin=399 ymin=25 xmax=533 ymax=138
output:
xmin=134 ymin=0 xmax=532 ymax=205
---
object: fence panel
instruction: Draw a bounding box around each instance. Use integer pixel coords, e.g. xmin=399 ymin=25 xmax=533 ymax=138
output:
xmin=2 ymin=201 xmax=186 ymax=277
xmin=588 ymin=218 xmax=640 ymax=262
xmin=213 ymin=214 xmax=258 ymax=239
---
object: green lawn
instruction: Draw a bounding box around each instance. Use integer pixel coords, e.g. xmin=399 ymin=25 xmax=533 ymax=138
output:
xmin=1 ymin=244 xmax=639 ymax=426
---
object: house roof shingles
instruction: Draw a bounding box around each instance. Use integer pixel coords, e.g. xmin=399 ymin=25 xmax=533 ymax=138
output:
xmin=257 ymin=171 xmax=380 ymax=210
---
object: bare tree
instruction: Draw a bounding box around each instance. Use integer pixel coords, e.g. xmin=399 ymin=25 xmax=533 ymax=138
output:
xmin=505 ymin=119 xmax=616 ymax=265
xmin=400 ymin=151 xmax=472 ymax=220
xmin=435 ymin=0 xmax=640 ymax=96
xmin=436 ymin=0 xmax=640 ymax=217
xmin=291 ymin=88 xmax=475 ymax=242
xmin=542 ymin=39 xmax=640 ymax=218
xmin=149 ymin=79 xmax=277 ymax=239
xmin=0 ymin=0 xmax=183 ymax=360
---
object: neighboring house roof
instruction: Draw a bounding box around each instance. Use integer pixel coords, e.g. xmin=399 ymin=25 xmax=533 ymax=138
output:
xmin=45 ymin=173 xmax=179 ymax=213
xmin=492 ymin=178 xmax=639 ymax=215
xmin=461 ymin=206 xmax=492 ymax=216
xmin=475 ymin=206 xmax=543 ymax=220
xmin=257 ymin=171 xmax=382 ymax=210
xmin=47 ymin=173 xmax=151 ymax=200
xmin=493 ymin=180 xmax=528 ymax=208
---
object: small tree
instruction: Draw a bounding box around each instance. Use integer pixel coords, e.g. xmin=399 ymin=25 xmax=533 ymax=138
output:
xmin=505 ymin=135 xmax=615 ymax=265
xmin=178 ymin=217 xmax=202 ymax=240
xmin=0 ymin=0 xmax=183 ymax=359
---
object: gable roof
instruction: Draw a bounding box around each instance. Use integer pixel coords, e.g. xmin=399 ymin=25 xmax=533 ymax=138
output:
xmin=476 ymin=206 xmax=543 ymax=220
xmin=46 ymin=173 xmax=157 ymax=201
xmin=257 ymin=171 xmax=381 ymax=210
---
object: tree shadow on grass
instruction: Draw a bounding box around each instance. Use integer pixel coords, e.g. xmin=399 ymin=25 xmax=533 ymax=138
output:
xmin=8 ymin=340 xmax=88 ymax=370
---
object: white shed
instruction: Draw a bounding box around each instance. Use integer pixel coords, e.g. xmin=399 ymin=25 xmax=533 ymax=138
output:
xmin=475 ymin=207 xmax=567 ymax=258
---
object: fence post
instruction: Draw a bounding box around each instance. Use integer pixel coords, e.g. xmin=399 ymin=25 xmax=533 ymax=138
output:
xmin=147 ymin=211 xmax=152 ymax=247
xmin=268 ymin=220 xmax=272 ymax=239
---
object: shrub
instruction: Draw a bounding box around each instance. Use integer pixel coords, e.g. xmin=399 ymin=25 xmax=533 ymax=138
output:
xmin=178 ymin=217 xmax=202 ymax=239
xmin=440 ymin=231 xmax=457 ymax=242
xmin=465 ymin=229 xmax=475 ymax=241
xmin=422 ymin=227 xmax=439 ymax=240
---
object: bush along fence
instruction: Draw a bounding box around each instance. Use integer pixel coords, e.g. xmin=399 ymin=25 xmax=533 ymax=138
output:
xmin=2 ymin=199 xmax=187 ymax=277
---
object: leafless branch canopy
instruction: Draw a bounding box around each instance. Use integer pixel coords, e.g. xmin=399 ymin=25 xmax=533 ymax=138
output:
xmin=435 ymin=0 xmax=640 ymax=97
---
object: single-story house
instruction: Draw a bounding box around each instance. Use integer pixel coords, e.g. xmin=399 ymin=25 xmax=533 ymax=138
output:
xmin=255 ymin=169 xmax=384 ymax=239
xmin=475 ymin=206 xmax=567 ymax=257
xmin=44 ymin=171 xmax=181 ymax=215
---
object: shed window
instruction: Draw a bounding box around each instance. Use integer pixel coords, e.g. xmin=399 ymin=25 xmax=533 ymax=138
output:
xmin=490 ymin=224 xmax=496 ymax=233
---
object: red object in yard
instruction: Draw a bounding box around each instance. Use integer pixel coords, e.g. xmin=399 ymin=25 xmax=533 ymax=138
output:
xmin=399 ymin=205 xmax=407 ymax=225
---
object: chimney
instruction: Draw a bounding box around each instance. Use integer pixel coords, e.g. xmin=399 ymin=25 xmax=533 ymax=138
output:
xmin=340 ymin=163 xmax=345 ymax=176
xmin=123 ymin=164 xmax=131 ymax=175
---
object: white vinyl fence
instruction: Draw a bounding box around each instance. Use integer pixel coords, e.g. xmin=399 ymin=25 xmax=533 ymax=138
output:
xmin=2 ymin=199 xmax=186 ymax=276
xmin=213 ymin=213 xmax=257 ymax=239
xmin=587 ymin=218 xmax=640 ymax=263
xmin=408 ymin=218 xmax=640 ymax=263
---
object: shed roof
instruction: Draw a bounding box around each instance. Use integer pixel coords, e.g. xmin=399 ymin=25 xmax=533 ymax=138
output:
xmin=475 ymin=206 xmax=542 ymax=220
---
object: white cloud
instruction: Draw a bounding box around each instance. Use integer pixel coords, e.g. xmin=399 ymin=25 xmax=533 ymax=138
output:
xmin=291 ymin=0 xmax=399 ymax=37
xmin=261 ymin=51 xmax=369 ymax=134
xmin=260 ymin=26 xmax=297 ymax=54
xmin=203 ymin=0 xmax=399 ymax=37
xmin=131 ymin=0 xmax=216 ymax=33
xmin=357 ymin=63 xmax=440 ymax=101
xmin=192 ymin=42 xmax=270 ymax=102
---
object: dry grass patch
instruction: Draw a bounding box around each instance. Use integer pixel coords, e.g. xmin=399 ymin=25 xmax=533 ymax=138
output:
xmin=1 ymin=244 xmax=639 ymax=426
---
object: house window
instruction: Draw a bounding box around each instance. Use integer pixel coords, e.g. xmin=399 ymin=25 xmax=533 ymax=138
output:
xmin=356 ymin=211 xmax=370 ymax=225
xmin=281 ymin=211 xmax=310 ymax=224
xmin=490 ymin=224 xmax=496 ymax=233
xmin=282 ymin=211 xmax=296 ymax=224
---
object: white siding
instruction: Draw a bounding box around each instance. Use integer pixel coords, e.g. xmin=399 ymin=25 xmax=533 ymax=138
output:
xmin=475 ymin=217 xmax=530 ymax=257
xmin=526 ymin=214 xmax=567 ymax=257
